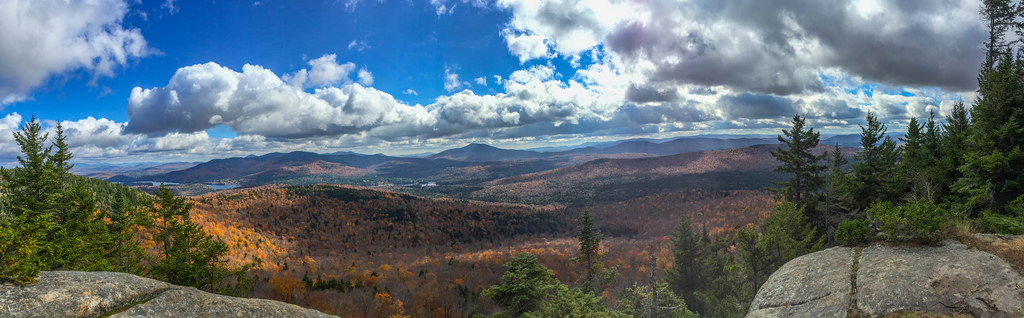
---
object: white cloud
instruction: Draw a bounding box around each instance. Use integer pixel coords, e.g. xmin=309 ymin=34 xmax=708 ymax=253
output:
xmin=358 ymin=68 xmax=374 ymax=86
xmin=496 ymin=0 xmax=985 ymax=94
xmin=444 ymin=66 xmax=467 ymax=92
xmin=347 ymin=40 xmax=369 ymax=51
xmin=307 ymin=54 xmax=356 ymax=87
xmin=161 ymin=0 xmax=179 ymax=14
xmin=502 ymin=32 xmax=552 ymax=63
xmin=0 ymin=113 xmax=22 ymax=157
xmin=403 ymin=89 xmax=419 ymax=96
xmin=475 ymin=77 xmax=486 ymax=85
xmin=0 ymin=0 xmax=151 ymax=105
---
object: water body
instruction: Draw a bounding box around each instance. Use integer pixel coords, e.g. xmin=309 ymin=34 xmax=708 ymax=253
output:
xmin=207 ymin=184 xmax=240 ymax=190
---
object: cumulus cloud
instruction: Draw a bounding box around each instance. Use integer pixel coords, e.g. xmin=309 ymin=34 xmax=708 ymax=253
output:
xmin=123 ymin=62 xmax=432 ymax=139
xmin=307 ymin=54 xmax=356 ymax=87
xmin=444 ymin=67 xmax=467 ymax=92
xmin=403 ymin=89 xmax=418 ymax=96
xmin=0 ymin=0 xmax=151 ymax=105
xmin=503 ymin=32 xmax=551 ymax=63
xmin=0 ymin=113 xmax=22 ymax=157
xmin=496 ymin=0 xmax=985 ymax=94
xmin=475 ymin=77 xmax=487 ymax=85
xmin=358 ymin=68 xmax=374 ymax=86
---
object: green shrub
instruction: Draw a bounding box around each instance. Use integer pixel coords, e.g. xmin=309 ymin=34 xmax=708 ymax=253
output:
xmin=835 ymin=219 xmax=872 ymax=246
xmin=975 ymin=211 xmax=1024 ymax=234
xmin=866 ymin=201 xmax=949 ymax=242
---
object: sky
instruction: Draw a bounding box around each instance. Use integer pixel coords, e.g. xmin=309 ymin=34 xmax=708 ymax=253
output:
xmin=0 ymin=0 xmax=988 ymax=164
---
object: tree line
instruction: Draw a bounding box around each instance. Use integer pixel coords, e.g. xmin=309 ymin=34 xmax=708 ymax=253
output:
xmin=0 ymin=118 xmax=247 ymax=294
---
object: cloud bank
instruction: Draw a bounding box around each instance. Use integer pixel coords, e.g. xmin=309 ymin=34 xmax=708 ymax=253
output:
xmin=0 ymin=0 xmax=150 ymax=105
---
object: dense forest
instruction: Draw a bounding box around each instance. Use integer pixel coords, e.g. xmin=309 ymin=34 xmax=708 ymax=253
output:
xmin=4 ymin=1 xmax=1024 ymax=317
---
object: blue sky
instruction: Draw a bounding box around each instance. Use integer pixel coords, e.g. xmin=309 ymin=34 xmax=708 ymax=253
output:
xmin=0 ymin=0 xmax=987 ymax=163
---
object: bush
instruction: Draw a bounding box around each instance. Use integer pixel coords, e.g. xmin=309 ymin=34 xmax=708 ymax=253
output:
xmin=867 ymin=201 xmax=949 ymax=242
xmin=975 ymin=211 xmax=1024 ymax=235
xmin=835 ymin=219 xmax=871 ymax=246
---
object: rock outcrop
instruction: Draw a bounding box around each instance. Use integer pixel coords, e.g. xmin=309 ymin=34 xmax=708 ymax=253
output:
xmin=0 ymin=271 xmax=337 ymax=318
xmin=747 ymin=240 xmax=1024 ymax=317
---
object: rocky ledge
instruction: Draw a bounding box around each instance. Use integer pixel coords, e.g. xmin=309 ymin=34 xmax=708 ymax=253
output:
xmin=0 ymin=271 xmax=337 ymax=318
xmin=746 ymin=239 xmax=1024 ymax=317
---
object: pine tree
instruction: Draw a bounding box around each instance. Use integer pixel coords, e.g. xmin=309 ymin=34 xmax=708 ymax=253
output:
xmin=149 ymin=185 xmax=246 ymax=293
xmin=899 ymin=117 xmax=938 ymax=202
xmin=852 ymin=111 xmax=901 ymax=210
xmin=667 ymin=215 xmax=700 ymax=305
xmin=769 ymin=114 xmax=827 ymax=230
xmin=940 ymin=101 xmax=971 ymax=206
xmin=572 ymin=208 xmax=614 ymax=294
xmin=960 ymin=50 xmax=1024 ymax=214
xmin=822 ymin=144 xmax=855 ymax=235
xmin=0 ymin=118 xmax=57 ymax=284
xmin=482 ymin=253 xmax=559 ymax=316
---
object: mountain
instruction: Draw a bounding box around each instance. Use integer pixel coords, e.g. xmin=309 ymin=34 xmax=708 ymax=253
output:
xmin=427 ymin=143 xmax=544 ymax=161
xmin=101 ymin=136 xmax=780 ymax=190
xmin=822 ymin=132 xmax=905 ymax=147
xmin=470 ymin=144 xmax=786 ymax=204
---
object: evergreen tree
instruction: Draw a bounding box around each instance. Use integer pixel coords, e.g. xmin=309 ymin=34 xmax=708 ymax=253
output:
xmin=960 ymin=53 xmax=1024 ymax=214
xmin=149 ymin=185 xmax=246 ymax=294
xmin=482 ymin=253 xmax=559 ymax=316
xmin=666 ymin=215 xmax=701 ymax=310
xmin=0 ymin=118 xmax=57 ymax=284
xmin=852 ymin=111 xmax=901 ymax=210
xmin=104 ymin=192 xmax=151 ymax=274
xmin=571 ymin=208 xmax=615 ymax=294
xmin=769 ymin=114 xmax=827 ymax=222
xmin=734 ymin=227 xmax=767 ymax=297
xmin=900 ymin=117 xmax=938 ymax=202
xmin=940 ymin=101 xmax=971 ymax=206
xmin=822 ymin=144 xmax=855 ymax=237
xmin=757 ymin=202 xmax=823 ymax=270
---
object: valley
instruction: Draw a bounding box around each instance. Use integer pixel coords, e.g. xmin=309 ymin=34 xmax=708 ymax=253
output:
xmin=84 ymin=136 xmax=793 ymax=316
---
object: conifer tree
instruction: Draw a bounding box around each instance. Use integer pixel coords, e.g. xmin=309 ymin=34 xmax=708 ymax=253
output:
xmin=822 ymin=144 xmax=854 ymax=233
xmin=960 ymin=45 xmax=1024 ymax=214
xmin=852 ymin=111 xmax=901 ymax=210
xmin=0 ymin=118 xmax=57 ymax=284
xmin=940 ymin=101 xmax=971 ymax=205
xmin=571 ymin=208 xmax=615 ymax=294
xmin=770 ymin=114 xmax=827 ymax=232
xmin=150 ymin=185 xmax=246 ymax=293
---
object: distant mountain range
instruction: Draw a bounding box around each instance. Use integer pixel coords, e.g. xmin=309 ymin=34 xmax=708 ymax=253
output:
xmin=91 ymin=135 xmax=794 ymax=191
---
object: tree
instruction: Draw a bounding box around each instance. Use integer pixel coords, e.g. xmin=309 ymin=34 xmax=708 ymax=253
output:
xmin=571 ymin=208 xmax=615 ymax=294
xmin=666 ymin=215 xmax=701 ymax=309
xmin=757 ymin=202 xmax=823 ymax=271
xmin=0 ymin=118 xmax=57 ymax=284
xmin=734 ymin=227 xmax=767 ymax=297
xmin=852 ymin=111 xmax=901 ymax=210
xmin=822 ymin=144 xmax=854 ymax=238
xmin=955 ymin=0 xmax=1024 ymax=216
xmin=769 ymin=114 xmax=827 ymax=218
xmin=43 ymin=124 xmax=118 ymax=272
xmin=899 ymin=117 xmax=938 ymax=202
xmin=149 ymin=185 xmax=248 ymax=294
xmin=482 ymin=253 xmax=558 ymax=316
xmin=940 ymin=101 xmax=971 ymax=206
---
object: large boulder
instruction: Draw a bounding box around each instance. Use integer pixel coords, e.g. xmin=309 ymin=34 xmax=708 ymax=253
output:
xmin=0 ymin=271 xmax=336 ymax=318
xmin=747 ymin=240 xmax=1024 ymax=317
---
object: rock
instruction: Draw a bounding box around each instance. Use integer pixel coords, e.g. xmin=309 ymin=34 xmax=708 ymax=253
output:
xmin=857 ymin=240 xmax=1024 ymax=317
xmin=0 ymin=271 xmax=337 ymax=318
xmin=746 ymin=247 xmax=854 ymax=318
xmin=747 ymin=239 xmax=1024 ymax=318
